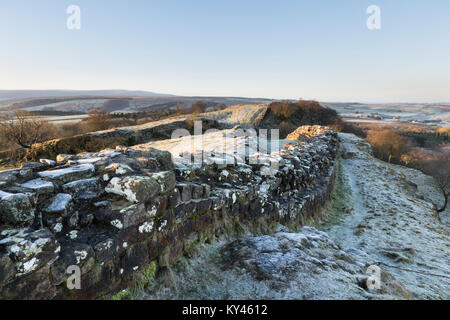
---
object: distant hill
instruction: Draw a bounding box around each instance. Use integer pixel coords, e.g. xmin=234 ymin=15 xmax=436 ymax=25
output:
xmin=0 ymin=90 xmax=173 ymax=101
xmin=0 ymin=92 xmax=275 ymax=114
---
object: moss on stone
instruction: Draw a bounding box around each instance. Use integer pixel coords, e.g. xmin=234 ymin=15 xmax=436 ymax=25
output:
xmin=109 ymin=260 xmax=158 ymax=300
xmin=110 ymin=289 xmax=132 ymax=300
xmin=143 ymin=261 xmax=157 ymax=281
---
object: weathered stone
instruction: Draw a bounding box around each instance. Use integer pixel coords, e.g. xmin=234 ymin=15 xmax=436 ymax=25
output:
xmin=20 ymin=179 xmax=54 ymax=196
xmin=0 ymin=169 xmax=19 ymax=185
xmin=56 ymin=154 xmax=76 ymax=162
xmin=0 ymin=253 xmax=15 ymax=286
xmin=21 ymin=161 xmax=47 ymax=171
xmin=116 ymin=145 xmax=128 ymax=152
xmin=40 ymin=159 xmax=56 ymax=166
xmin=237 ymin=165 xmax=253 ymax=183
xmin=129 ymin=147 xmax=174 ymax=170
xmin=43 ymin=193 xmax=73 ymax=215
xmin=75 ymin=157 xmax=105 ymax=166
xmin=105 ymin=176 xmax=160 ymax=203
xmin=152 ymin=171 xmax=176 ymax=194
xmin=148 ymin=198 xmax=164 ymax=217
xmin=116 ymin=227 xmax=138 ymax=252
xmin=50 ymin=243 xmax=94 ymax=285
xmin=184 ymin=201 xmax=197 ymax=220
xmin=134 ymin=157 xmax=161 ymax=170
xmin=177 ymin=183 xmax=192 ymax=202
xmin=137 ymin=220 xmax=154 ymax=236
xmin=19 ymin=170 xmax=33 ymax=180
xmin=173 ymin=203 xmax=186 ymax=223
xmin=44 ymin=218 xmax=63 ymax=234
xmin=202 ymin=184 xmax=211 ymax=198
xmin=210 ymin=195 xmax=226 ymax=211
xmin=62 ymin=178 xmax=102 ymax=200
xmin=38 ymin=164 xmax=95 ymax=183
xmin=156 ymin=209 xmax=173 ymax=233
xmin=219 ymin=169 xmax=232 ymax=182
xmin=94 ymin=203 xmax=153 ymax=230
xmin=79 ymin=212 xmax=94 ymax=227
xmin=93 ymin=237 xmax=117 ymax=265
xmin=192 ymin=184 xmax=204 ymax=199
xmin=4 ymin=186 xmax=36 ymax=196
xmin=119 ymin=204 xmax=153 ymax=229
xmin=196 ymin=199 xmax=212 ymax=215
xmin=93 ymin=200 xmax=111 ymax=209
xmin=0 ymin=228 xmax=60 ymax=276
xmin=120 ymin=242 xmax=149 ymax=278
xmin=67 ymin=211 xmax=80 ymax=229
xmin=192 ymin=212 xmax=213 ymax=232
xmin=0 ymin=265 xmax=54 ymax=300
xmin=168 ymin=188 xmax=181 ymax=208
xmin=0 ymin=191 xmax=35 ymax=226
xmin=75 ymin=260 xmax=120 ymax=299
xmin=104 ymin=163 xmax=134 ymax=175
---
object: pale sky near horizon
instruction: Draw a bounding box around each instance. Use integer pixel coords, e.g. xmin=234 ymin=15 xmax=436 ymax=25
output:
xmin=0 ymin=0 xmax=449 ymax=103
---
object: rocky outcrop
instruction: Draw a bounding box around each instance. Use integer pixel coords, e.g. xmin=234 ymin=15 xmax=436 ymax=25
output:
xmin=0 ymin=126 xmax=338 ymax=300
xmin=286 ymin=125 xmax=331 ymax=141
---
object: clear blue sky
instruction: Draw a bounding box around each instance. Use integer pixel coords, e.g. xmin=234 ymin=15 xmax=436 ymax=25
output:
xmin=0 ymin=0 xmax=449 ymax=102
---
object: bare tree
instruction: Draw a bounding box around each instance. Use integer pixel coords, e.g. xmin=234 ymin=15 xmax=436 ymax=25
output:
xmin=0 ymin=110 xmax=58 ymax=149
xmin=85 ymin=110 xmax=111 ymax=132
xmin=423 ymin=151 xmax=450 ymax=215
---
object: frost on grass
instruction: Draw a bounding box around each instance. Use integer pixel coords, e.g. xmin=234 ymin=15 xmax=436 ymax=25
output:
xmin=138 ymin=133 xmax=449 ymax=300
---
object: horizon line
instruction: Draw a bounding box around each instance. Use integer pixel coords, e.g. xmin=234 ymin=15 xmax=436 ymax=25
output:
xmin=0 ymin=89 xmax=449 ymax=105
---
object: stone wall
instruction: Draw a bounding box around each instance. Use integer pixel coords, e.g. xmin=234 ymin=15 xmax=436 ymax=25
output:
xmin=0 ymin=126 xmax=338 ymax=299
xmin=0 ymin=117 xmax=222 ymax=163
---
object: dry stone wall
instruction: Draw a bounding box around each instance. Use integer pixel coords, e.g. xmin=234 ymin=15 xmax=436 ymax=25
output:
xmin=0 ymin=126 xmax=338 ymax=299
xmin=0 ymin=117 xmax=222 ymax=162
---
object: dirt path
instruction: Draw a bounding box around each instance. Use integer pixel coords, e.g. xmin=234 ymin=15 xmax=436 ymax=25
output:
xmin=320 ymin=133 xmax=449 ymax=299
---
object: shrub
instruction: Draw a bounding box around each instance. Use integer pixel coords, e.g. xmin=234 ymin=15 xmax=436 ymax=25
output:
xmin=189 ymin=101 xmax=207 ymax=114
xmin=366 ymin=129 xmax=412 ymax=163
xmin=264 ymin=100 xmax=357 ymax=138
xmin=269 ymin=100 xmax=341 ymax=126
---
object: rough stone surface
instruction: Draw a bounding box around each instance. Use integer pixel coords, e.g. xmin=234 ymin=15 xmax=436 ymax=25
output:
xmin=21 ymin=162 xmax=47 ymax=171
xmin=43 ymin=193 xmax=73 ymax=215
xmin=50 ymin=243 xmax=95 ymax=285
xmin=0 ymin=191 xmax=35 ymax=226
xmin=40 ymin=159 xmax=56 ymax=166
xmin=0 ymin=254 xmax=15 ymax=286
xmin=62 ymin=178 xmax=102 ymax=200
xmin=0 ymin=228 xmax=60 ymax=277
xmin=152 ymin=171 xmax=176 ymax=194
xmin=20 ymin=179 xmax=54 ymax=195
xmin=105 ymin=176 xmax=160 ymax=203
xmin=38 ymin=164 xmax=95 ymax=183
xmin=0 ymin=170 xmax=21 ymax=185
